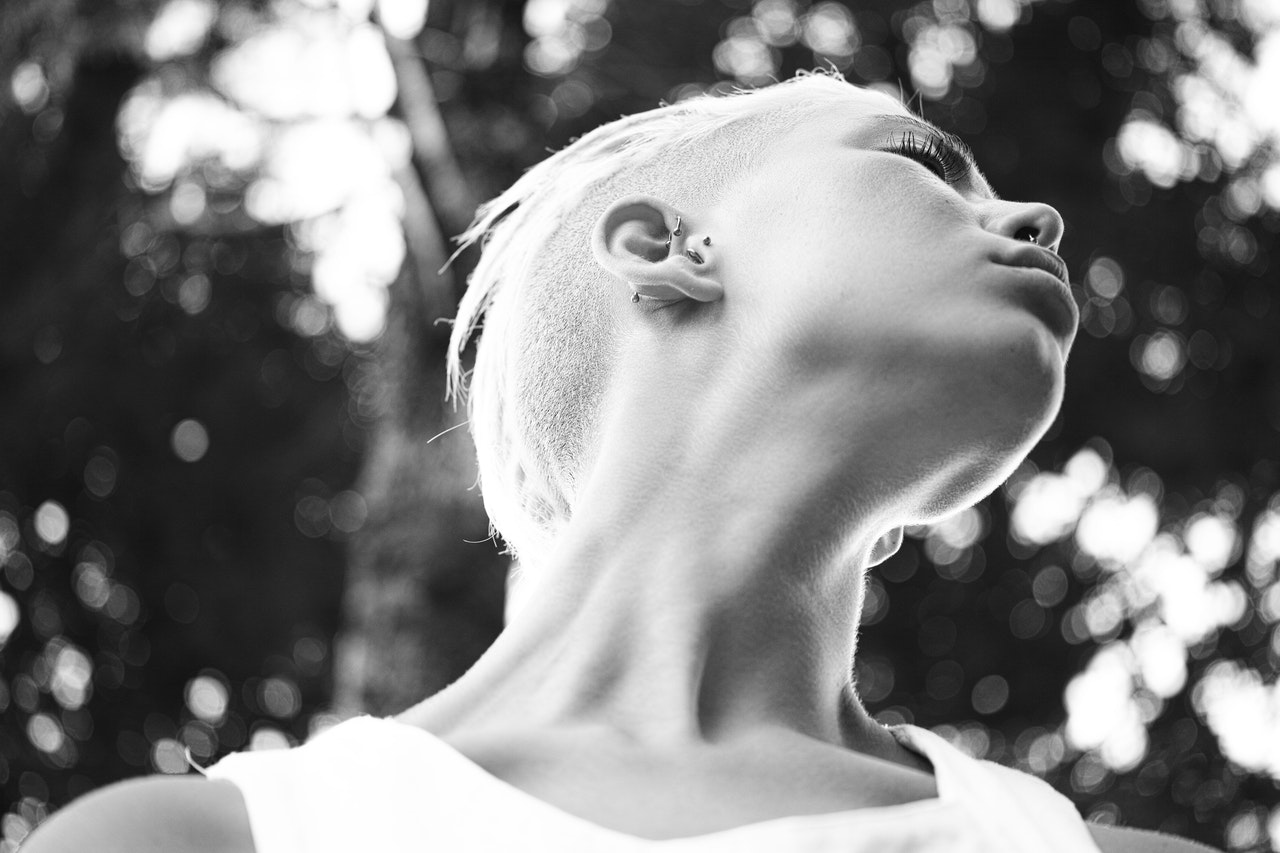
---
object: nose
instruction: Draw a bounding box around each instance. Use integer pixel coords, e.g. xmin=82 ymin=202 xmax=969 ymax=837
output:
xmin=977 ymin=200 xmax=1065 ymax=253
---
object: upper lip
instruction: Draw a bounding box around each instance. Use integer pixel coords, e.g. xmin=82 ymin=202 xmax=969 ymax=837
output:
xmin=997 ymin=243 xmax=1070 ymax=286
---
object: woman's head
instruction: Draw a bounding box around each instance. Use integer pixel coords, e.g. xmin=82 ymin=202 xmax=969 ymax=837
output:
xmin=449 ymin=73 xmax=1077 ymax=572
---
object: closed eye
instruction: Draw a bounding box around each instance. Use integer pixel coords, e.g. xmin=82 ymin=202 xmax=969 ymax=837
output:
xmin=886 ymin=131 xmax=970 ymax=185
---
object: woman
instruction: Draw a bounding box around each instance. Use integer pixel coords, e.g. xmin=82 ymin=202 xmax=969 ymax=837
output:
xmin=26 ymin=73 xmax=1216 ymax=853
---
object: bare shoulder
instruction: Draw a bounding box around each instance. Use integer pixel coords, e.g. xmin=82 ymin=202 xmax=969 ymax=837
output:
xmin=22 ymin=775 xmax=255 ymax=853
xmin=1089 ymin=823 xmax=1225 ymax=853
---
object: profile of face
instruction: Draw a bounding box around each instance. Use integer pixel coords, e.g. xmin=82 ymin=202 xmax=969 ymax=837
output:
xmin=595 ymin=85 xmax=1079 ymax=526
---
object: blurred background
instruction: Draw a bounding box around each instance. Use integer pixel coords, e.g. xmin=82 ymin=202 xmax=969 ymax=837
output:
xmin=1 ymin=0 xmax=1278 ymax=848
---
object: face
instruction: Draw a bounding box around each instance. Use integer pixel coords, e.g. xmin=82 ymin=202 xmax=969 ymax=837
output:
xmin=713 ymin=87 xmax=1079 ymax=520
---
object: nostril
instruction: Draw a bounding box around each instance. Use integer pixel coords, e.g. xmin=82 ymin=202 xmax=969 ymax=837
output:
xmin=1014 ymin=226 xmax=1039 ymax=244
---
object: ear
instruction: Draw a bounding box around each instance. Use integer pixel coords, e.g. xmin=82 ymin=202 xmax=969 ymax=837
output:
xmin=591 ymin=194 xmax=724 ymax=304
xmin=868 ymin=527 xmax=904 ymax=567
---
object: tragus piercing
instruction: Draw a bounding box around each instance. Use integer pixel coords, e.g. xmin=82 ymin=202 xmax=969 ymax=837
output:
xmin=685 ymin=249 xmax=704 ymax=265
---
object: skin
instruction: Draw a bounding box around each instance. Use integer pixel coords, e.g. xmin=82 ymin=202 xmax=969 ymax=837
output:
xmin=25 ymin=87 xmax=1218 ymax=853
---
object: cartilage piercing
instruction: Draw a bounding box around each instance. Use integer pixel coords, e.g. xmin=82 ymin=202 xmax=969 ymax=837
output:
xmin=685 ymin=249 xmax=704 ymax=265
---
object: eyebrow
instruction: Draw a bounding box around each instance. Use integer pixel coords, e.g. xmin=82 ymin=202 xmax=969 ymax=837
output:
xmin=864 ymin=114 xmax=1000 ymax=200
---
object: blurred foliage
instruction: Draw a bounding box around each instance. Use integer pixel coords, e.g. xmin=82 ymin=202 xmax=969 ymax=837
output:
xmin=2 ymin=0 xmax=1279 ymax=851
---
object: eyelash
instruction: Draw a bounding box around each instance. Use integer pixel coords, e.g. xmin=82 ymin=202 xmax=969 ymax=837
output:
xmin=887 ymin=131 xmax=968 ymax=184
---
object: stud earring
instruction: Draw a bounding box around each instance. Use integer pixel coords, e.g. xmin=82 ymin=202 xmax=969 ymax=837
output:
xmin=631 ymin=292 xmax=640 ymax=303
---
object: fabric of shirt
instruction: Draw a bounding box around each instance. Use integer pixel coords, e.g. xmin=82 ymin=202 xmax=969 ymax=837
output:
xmin=203 ymin=715 xmax=1102 ymax=853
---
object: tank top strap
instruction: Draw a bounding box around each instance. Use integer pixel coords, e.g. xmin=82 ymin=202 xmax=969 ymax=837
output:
xmin=890 ymin=724 xmax=1100 ymax=853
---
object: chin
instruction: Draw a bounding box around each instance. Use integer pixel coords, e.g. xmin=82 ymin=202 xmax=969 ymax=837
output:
xmin=985 ymin=315 xmax=1067 ymax=428
xmin=910 ymin=326 xmax=1066 ymax=523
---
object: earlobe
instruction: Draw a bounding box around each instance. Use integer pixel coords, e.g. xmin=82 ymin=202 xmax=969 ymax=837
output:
xmin=868 ymin=528 xmax=904 ymax=567
xmin=591 ymin=194 xmax=724 ymax=305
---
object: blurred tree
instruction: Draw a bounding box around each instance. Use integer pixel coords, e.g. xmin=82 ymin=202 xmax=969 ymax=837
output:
xmin=0 ymin=0 xmax=366 ymax=838
xmin=327 ymin=1 xmax=518 ymax=717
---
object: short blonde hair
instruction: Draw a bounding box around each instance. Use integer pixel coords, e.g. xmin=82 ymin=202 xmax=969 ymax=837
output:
xmin=448 ymin=73 xmax=885 ymax=572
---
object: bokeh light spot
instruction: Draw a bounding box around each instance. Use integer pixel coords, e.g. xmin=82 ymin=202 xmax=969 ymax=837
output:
xmin=83 ymin=451 xmax=118 ymax=498
xmin=1085 ymin=256 xmax=1125 ymax=300
xmin=185 ymin=674 xmax=229 ymax=724
xmin=1032 ymin=565 xmax=1069 ymax=607
xmin=974 ymin=0 xmax=1021 ymax=32
xmin=171 ymin=419 xmax=210 ymax=462
xmin=49 ymin=641 xmax=93 ymax=710
xmin=177 ymin=273 xmax=212 ymax=315
xmin=856 ymin=654 xmax=895 ymax=703
xmin=0 ymin=592 xmax=21 ymax=647
xmin=258 ymin=676 xmax=301 ymax=719
xmin=249 ymin=726 xmax=292 ymax=751
xmin=1077 ymin=491 xmax=1158 ymax=566
xmin=33 ymin=501 xmax=69 ymax=547
xmin=376 ymin=0 xmax=427 ymax=40
xmin=971 ymin=674 xmax=1010 ymax=715
xmin=27 ymin=713 xmax=65 ymax=754
xmin=11 ymin=62 xmax=50 ymax=114
xmin=152 ymin=737 xmax=190 ymax=774
xmin=145 ymin=0 xmax=217 ymax=61
xmin=329 ymin=490 xmax=368 ymax=534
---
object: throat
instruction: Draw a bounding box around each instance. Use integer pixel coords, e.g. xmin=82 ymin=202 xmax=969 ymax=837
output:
xmin=461 ymin=540 xmax=866 ymax=747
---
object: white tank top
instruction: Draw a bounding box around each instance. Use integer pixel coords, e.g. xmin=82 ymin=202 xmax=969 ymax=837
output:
xmin=204 ymin=716 xmax=1101 ymax=853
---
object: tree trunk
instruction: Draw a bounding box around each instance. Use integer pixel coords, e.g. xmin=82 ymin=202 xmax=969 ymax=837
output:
xmin=331 ymin=41 xmax=508 ymax=715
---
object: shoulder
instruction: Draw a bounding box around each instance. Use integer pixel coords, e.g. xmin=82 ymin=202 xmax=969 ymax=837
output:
xmin=1088 ymin=823 xmax=1225 ymax=853
xmin=22 ymin=775 xmax=256 ymax=853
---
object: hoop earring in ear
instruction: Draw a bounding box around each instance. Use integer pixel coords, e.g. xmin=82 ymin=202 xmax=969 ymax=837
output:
xmin=630 ymin=233 xmax=714 ymax=303
xmin=685 ymin=234 xmax=711 ymax=264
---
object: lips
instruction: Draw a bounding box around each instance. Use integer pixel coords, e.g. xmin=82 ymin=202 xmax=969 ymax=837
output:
xmin=997 ymin=244 xmax=1071 ymax=286
xmin=991 ymin=244 xmax=1079 ymax=344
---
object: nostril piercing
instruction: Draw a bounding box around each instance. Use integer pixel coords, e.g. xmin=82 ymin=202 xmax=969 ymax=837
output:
xmin=1015 ymin=227 xmax=1039 ymax=245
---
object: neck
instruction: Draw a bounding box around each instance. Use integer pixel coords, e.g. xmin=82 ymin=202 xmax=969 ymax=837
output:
xmin=407 ymin=342 xmax=899 ymax=754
